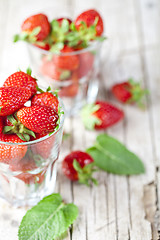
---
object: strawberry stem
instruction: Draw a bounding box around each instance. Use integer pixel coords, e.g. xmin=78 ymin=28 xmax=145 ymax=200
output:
xmin=73 ymin=159 xmax=98 ymax=186
xmin=4 ymin=114 xmax=36 ymax=141
xmin=81 ymin=103 xmax=102 ymax=130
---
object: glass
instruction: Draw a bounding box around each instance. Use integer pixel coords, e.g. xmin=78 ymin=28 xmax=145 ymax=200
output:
xmin=27 ymin=41 xmax=102 ymax=116
xmin=0 ymin=99 xmax=65 ymax=207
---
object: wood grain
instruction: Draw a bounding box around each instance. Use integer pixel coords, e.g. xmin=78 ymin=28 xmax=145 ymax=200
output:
xmin=0 ymin=0 xmax=159 ymax=239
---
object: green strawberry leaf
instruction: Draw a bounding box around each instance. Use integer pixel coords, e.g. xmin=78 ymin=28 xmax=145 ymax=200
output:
xmin=61 ymin=19 xmax=70 ymax=33
xmin=60 ymin=70 xmax=71 ymax=80
xmin=13 ymin=34 xmax=20 ymax=42
xmin=26 ymin=67 xmax=32 ymax=76
xmin=86 ymin=134 xmax=145 ymax=175
xmin=127 ymin=78 xmax=149 ymax=108
xmin=4 ymin=114 xmax=35 ymax=141
xmin=73 ymin=159 xmax=98 ymax=186
xmin=30 ymin=26 xmax=41 ymax=37
xmin=18 ymin=193 xmax=78 ymax=240
xmin=81 ymin=103 xmax=101 ymax=130
xmin=50 ymin=42 xmax=64 ymax=53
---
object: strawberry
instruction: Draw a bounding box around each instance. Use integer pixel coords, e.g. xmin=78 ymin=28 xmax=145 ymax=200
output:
xmin=0 ymin=87 xmax=31 ymax=116
xmin=0 ymin=133 xmax=27 ymax=164
xmin=0 ymin=117 xmax=3 ymax=133
xmin=40 ymin=56 xmax=71 ymax=80
xmin=111 ymin=79 xmax=149 ymax=107
xmin=81 ymin=101 xmax=124 ymax=130
xmin=33 ymin=42 xmax=50 ymax=51
xmin=3 ymin=68 xmax=37 ymax=97
xmin=52 ymin=45 xmax=79 ymax=70
xmin=59 ymin=71 xmax=79 ymax=97
xmin=16 ymin=171 xmax=45 ymax=184
xmin=31 ymin=132 xmax=55 ymax=159
xmin=31 ymin=88 xmax=59 ymax=112
xmin=59 ymin=82 xmax=79 ymax=98
xmin=62 ymin=150 xmax=97 ymax=185
xmin=3 ymin=114 xmax=36 ymax=142
xmin=17 ymin=105 xmax=59 ymax=134
xmin=75 ymin=9 xmax=104 ymax=36
xmin=77 ymin=52 xmax=94 ymax=78
xmin=21 ymin=13 xmax=50 ymax=41
xmin=9 ymin=155 xmax=37 ymax=172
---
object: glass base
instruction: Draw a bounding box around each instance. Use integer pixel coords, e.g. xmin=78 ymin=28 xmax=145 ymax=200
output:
xmin=0 ymin=161 xmax=57 ymax=207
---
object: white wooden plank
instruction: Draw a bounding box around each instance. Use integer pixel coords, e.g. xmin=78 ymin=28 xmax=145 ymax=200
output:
xmin=0 ymin=0 xmax=159 ymax=239
xmin=136 ymin=0 xmax=160 ymax=47
xmin=71 ymin=117 xmax=91 ymax=240
xmin=0 ymin=199 xmax=26 ymax=240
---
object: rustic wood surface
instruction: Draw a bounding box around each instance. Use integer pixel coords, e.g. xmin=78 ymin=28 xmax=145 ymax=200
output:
xmin=0 ymin=0 xmax=160 ymax=239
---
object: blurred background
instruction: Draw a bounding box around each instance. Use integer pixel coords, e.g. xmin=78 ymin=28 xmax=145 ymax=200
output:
xmin=0 ymin=0 xmax=159 ymax=89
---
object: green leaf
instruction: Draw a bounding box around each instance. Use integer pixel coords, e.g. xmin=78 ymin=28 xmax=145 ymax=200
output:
xmin=73 ymin=159 xmax=98 ymax=186
xmin=30 ymin=26 xmax=41 ymax=37
xmin=86 ymin=134 xmax=145 ymax=175
xmin=127 ymin=79 xmax=149 ymax=108
xmin=70 ymin=22 xmax=76 ymax=31
xmin=60 ymin=70 xmax=71 ymax=80
xmin=17 ymin=133 xmax=27 ymax=142
xmin=61 ymin=19 xmax=70 ymax=33
xmin=3 ymin=126 xmax=14 ymax=133
xmin=81 ymin=103 xmax=101 ymax=130
xmin=50 ymin=42 xmax=64 ymax=53
xmin=13 ymin=34 xmax=20 ymax=42
xmin=36 ymin=86 xmax=45 ymax=93
xmin=18 ymin=193 xmax=78 ymax=240
xmin=26 ymin=67 xmax=32 ymax=76
xmin=51 ymin=19 xmax=60 ymax=31
xmin=23 ymin=133 xmax=30 ymax=142
xmin=20 ymin=32 xmax=29 ymax=41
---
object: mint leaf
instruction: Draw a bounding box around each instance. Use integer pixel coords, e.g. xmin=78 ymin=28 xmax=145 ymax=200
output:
xmin=86 ymin=134 xmax=145 ymax=175
xmin=18 ymin=193 xmax=78 ymax=240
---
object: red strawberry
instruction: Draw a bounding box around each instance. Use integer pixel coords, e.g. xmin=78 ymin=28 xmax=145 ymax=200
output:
xmin=59 ymin=71 xmax=79 ymax=97
xmin=62 ymin=150 xmax=97 ymax=185
xmin=17 ymin=105 xmax=59 ymax=134
xmin=40 ymin=56 xmax=71 ymax=80
xmin=33 ymin=42 xmax=50 ymax=51
xmin=0 ymin=87 xmax=31 ymax=116
xmin=56 ymin=17 xmax=72 ymax=26
xmin=0 ymin=117 xmax=3 ymax=133
xmin=59 ymin=82 xmax=79 ymax=98
xmin=77 ymin=52 xmax=94 ymax=78
xmin=31 ymin=91 xmax=59 ymax=112
xmin=3 ymin=114 xmax=36 ymax=142
xmin=16 ymin=171 xmax=45 ymax=184
xmin=75 ymin=9 xmax=104 ymax=36
xmin=31 ymin=132 xmax=55 ymax=159
xmin=3 ymin=69 xmax=37 ymax=96
xmin=81 ymin=101 xmax=124 ymax=130
xmin=9 ymin=155 xmax=37 ymax=172
xmin=111 ymin=79 xmax=148 ymax=107
xmin=52 ymin=45 xmax=79 ymax=70
xmin=0 ymin=133 xmax=27 ymax=164
xmin=21 ymin=13 xmax=50 ymax=41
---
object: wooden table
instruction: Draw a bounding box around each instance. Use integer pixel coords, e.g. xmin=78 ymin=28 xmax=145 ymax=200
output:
xmin=0 ymin=0 xmax=160 ymax=239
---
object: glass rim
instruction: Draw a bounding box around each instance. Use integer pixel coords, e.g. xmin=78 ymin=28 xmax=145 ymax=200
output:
xmin=0 ymin=97 xmax=65 ymax=146
xmin=26 ymin=40 xmax=102 ymax=56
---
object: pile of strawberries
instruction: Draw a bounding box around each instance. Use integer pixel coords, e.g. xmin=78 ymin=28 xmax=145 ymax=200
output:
xmin=14 ymin=9 xmax=105 ymax=97
xmin=0 ymin=69 xmax=61 ymax=184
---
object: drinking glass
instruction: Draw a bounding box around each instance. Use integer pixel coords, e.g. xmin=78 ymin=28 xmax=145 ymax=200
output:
xmin=0 ymin=99 xmax=65 ymax=207
xmin=27 ymin=41 xmax=102 ymax=115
